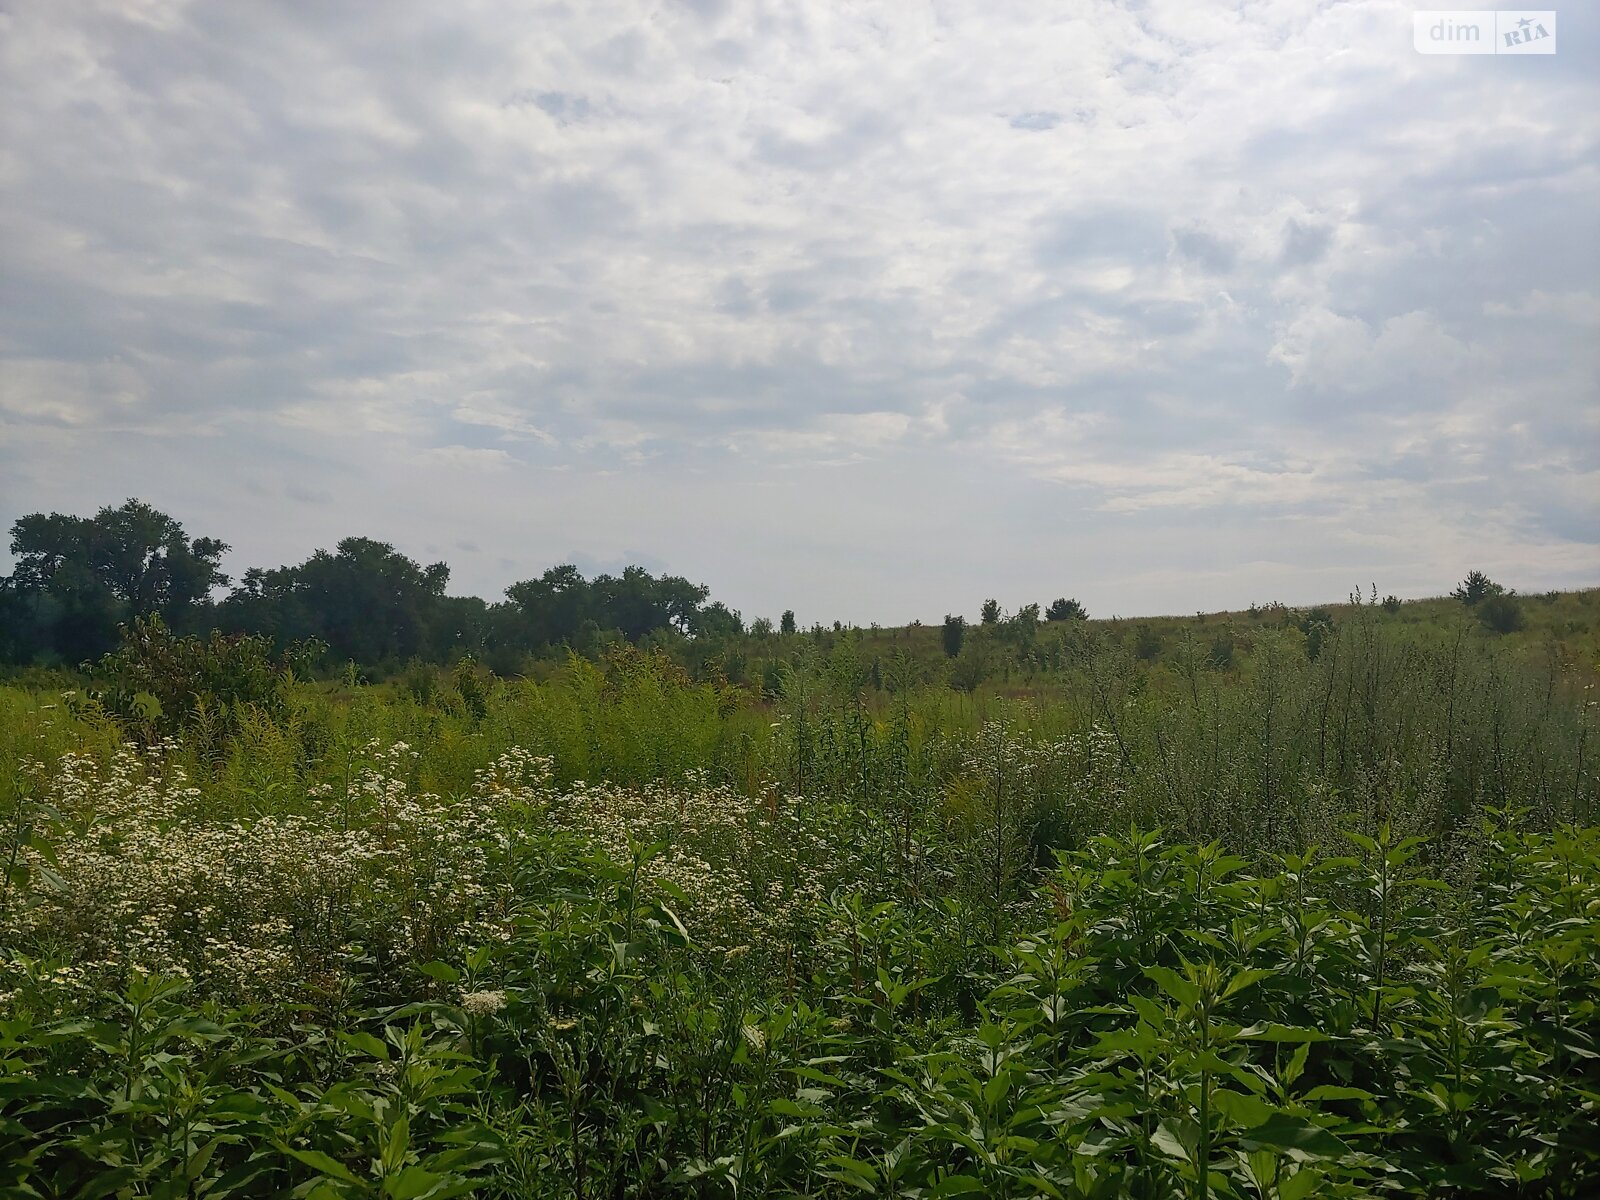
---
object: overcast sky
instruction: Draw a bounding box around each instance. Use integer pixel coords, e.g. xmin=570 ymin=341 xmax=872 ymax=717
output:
xmin=1 ymin=1 xmax=1596 ymax=624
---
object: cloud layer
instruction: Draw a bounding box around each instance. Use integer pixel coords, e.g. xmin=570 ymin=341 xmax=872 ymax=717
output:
xmin=2 ymin=0 xmax=1596 ymax=622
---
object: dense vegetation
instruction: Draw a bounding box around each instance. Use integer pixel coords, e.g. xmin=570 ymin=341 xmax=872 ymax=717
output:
xmin=7 ymin=501 xmax=1582 ymax=689
xmin=2 ymin=500 xmax=1597 ymax=1197
xmin=1 ymin=501 xmax=739 ymax=672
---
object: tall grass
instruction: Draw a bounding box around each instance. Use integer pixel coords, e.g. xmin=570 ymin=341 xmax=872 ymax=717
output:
xmin=1 ymin=606 xmax=1596 ymax=1196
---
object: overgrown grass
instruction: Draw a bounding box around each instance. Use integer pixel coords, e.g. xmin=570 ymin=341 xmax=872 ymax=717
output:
xmin=1 ymin=607 xmax=1596 ymax=1197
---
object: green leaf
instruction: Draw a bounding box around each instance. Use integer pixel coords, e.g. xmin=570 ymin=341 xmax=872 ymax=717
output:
xmin=1301 ymin=1085 xmax=1372 ymax=1102
xmin=1143 ymin=966 xmax=1200 ymax=1008
xmin=384 ymin=1164 xmax=469 ymax=1200
xmin=1212 ymin=1088 xmax=1273 ymax=1129
xmin=1236 ymin=1023 xmax=1330 ymax=1043
xmin=928 ymin=1175 xmax=986 ymax=1197
xmin=1151 ymin=1120 xmax=1191 ymax=1162
xmin=1279 ymin=1168 xmax=1326 ymax=1200
xmin=1222 ymin=968 xmax=1276 ymax=1000
xmin=76 ymin=1167 xmax=140 ymax=1199
xmin=1238 ymin=1114 xmax=1352 ymax=1159
xmin=283 ymin=1147 xmax=364 ymax=1184
xmin=417 ymin=962 xmax=460 ymax=985
xmin=1284 ymin=1040 xmax=1313 ymax=1086
xmin=337 ymin=1031 xmax=390 ymax=1061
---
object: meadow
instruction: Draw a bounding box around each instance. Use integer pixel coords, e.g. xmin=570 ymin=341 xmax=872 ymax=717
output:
xmin=1 ymin=591 xmax=1597 ymax=1198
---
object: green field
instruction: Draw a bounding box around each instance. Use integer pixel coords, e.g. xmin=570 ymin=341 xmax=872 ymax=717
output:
xmin=2 ymin=593 xmax=1597 ymax=1197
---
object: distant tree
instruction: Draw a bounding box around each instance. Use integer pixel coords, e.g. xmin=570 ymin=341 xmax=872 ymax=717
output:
xmin=980 ymin=598 xmax=1001 ymax=625
xmin=1478 ymin=591 xmax=1526 ymax=635
xmin=502 ymin=564 xmax=590 ymax=648
xmin=495 ymin=563 xmax=712 ymax=652
xmin=690 ymin=600 xmax=743 ymax=640
xmin=428 ymin=594 xmax=493 ymax=661
xmin=590 ymin=566 xmax=708 ymax=641
xmin=750 ymin=616 xmax=775 ymax=639
xmin=220 ymin=537 xmax=447 ymax=665
xmin=1133 ymin=623 xmax=1162 ymax=661
xmin=949 ymin=639 xmax=992 ymax=692
xmin=1453 ymin=571 xmax=1503 ymax=607
xmin=1381 ymin=595 xmax=1402 ymax=614
xmin=942 ymin=613 xmax=966 ymax=658
xmin=1296 ymin=606 xmax=1335 ymax=662
xmin=1046 ymin=597 xmax=1087 ymax=622
xmin=780 ymin=610 xmax=797 ymax=635
xmin=4 ymin=499 xmax=228 ymax=663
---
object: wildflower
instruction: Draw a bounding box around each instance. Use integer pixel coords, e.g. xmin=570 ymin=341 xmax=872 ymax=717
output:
xmin=460 ymin=989 xmax=507 ymax=1016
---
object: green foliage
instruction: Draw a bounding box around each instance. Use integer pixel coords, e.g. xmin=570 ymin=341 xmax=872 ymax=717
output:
xmin=3 ymin=782 xmax=1595 ymax=1197
xmin=1046 ymin=596 xmax=1088 ymax=622
xmin=1133 ymin=622 xmax=1162 ymax=661
xmin=3 ymin=500 xmax=228 ymax=664
xmin=220 ymin=537 xmax=454 ymax=667
xmin=980 ymin=598 xmax=1001 ymax=625
xmin=1478 ymin=590 xmax=1526 ymax=634
xmin=1208 ymin=627 xmax=1236 ymax=670
xmin=941 ymin=613 xmax=966 ymax=658
xmin=3 ymin=589 xmax=1599 ymax=1197
xmin=92 ymin=616 xmax=320 ymax=751
xmin=1453 ymin=570 xmax=1504 ymax=607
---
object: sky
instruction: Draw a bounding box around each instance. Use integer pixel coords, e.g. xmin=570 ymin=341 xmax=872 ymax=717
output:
xmin=1 ymin=0 xmax=1596 ymax=626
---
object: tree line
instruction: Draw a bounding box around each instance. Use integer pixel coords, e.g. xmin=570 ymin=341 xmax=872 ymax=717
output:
xmin=0 ymin=499 xmax=744 ymax=671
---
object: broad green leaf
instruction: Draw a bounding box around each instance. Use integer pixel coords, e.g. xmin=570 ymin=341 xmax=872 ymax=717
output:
xmin=1143 ymin=966 xmax=1200 ymax=1008
xmin=283 ymin=1147 xmax=364 ymax=1184
xmin=1239 ymin=1114 xmax=1352 ymax=1158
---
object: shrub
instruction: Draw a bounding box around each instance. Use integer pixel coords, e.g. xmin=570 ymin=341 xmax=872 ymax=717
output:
xmin=1208 ymin=628 xmax=1236 ymax=670
xmin=941 ymin=613 xmax=966 ymax=658
xmin=93 ymin=616 xmax=320 ymax=747
xmin=1478 ymin=591 xmax=1526 ymax=634
xmin=1133 ymin=623 xmax=1162 ymax=661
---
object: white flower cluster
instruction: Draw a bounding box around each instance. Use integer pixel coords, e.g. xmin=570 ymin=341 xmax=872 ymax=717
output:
xmin=4 ymin=742 xmax=536 ymax=1005
xmin=460 ymin=988 xmax=508 ymax=1016
xmin=541 ymin=773 xmax=851 ymax=963
xmin=6 ymin=737 xmax=857 ymax=1001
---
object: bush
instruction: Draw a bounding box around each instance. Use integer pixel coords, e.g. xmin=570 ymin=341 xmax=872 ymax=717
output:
xmin=1133 ymin=623 xmax=1162 ymax=661
xmin=1478 ymin=591 xmax=1526 ymax=634
xmin=1207 ymin=628 xmax=1236 ymax=670
xmin=941 ymin=613 xmax=966 ymax=658
xmin=93 ymin=616 xmax=320 ymax=746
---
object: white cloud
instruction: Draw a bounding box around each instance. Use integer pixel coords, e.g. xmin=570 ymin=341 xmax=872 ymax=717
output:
xmin=0 ymin=0 xmax=1594 ymax=619
xmin=1270 ymin=308 xmax=1475 ymax=393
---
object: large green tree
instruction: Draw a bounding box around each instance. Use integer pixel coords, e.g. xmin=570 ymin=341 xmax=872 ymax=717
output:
xmin=501 ymin=564 xmax=715 ymax=651
xmin=3 ymin=500 xmax=228 ymax=662
xmin=220 ymin=537 xmax=448 ymax=666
